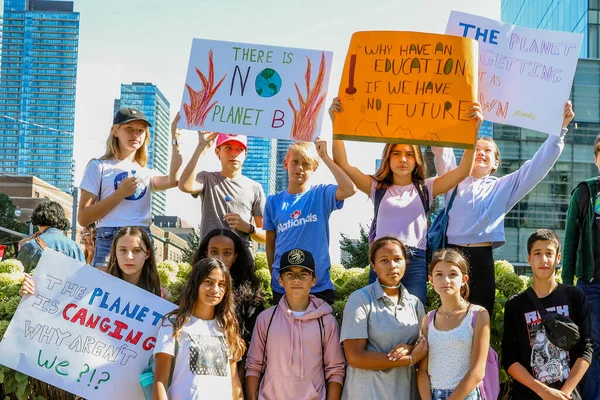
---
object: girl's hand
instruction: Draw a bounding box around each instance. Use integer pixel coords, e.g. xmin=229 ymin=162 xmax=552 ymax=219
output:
xmin=328 ymin=97 xmax=343 ymax=123
xmin=115 ymin=176 xmax=138 ymax=199
xmin=19 ymin=273 xmax=35 ymax=297
xmin=410 ymin=336 xmax=428 ymax=363
xmin=387 ymin=343 xmax=414 ymax=361
xmin=468 ymin=102 xmax=484 ymax=131
xmin=171 ymin=112 xmax=181 ymax=140
xmin=315 ymin=137 xmax=330 ymax=159
xmin=561 ymin=100 xmax=574 ymax=129
xmin=197 ymin=131 xmax=218 ymax=147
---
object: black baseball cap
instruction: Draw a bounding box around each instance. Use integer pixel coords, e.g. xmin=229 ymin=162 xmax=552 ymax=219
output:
xmin=113 ymin=108 xmax=152 ymax=126
xmin=280 ymin=248 xmax=316 ymax=274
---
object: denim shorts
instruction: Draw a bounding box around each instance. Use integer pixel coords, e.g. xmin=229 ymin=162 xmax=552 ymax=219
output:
xmin=92 ymin=226 xmax=152 ymax=268
xmin=431 ymin=388 xmax=480 ymax=400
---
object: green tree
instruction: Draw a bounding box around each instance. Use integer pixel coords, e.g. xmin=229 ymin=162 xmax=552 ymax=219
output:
xmin=339 ymin=224 xmax=370 ymax=269
xmin=0 ymin=194 xmax=28 ymax=258
xmin=182 ymin=227 xmax=201 ymax=264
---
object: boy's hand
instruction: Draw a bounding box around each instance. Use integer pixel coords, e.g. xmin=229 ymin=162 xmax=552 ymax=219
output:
xmin=561 ymin=100 xmax=574 ymax=129
xmin=223 ymin=213 xmax=251 ymax=233
xmin=171 ymin=112 xmax=181 ymax=140
xmin=198 ymin=131 xmax=218 ymax=147
xmin=315 ymin=137 xmax=329 ymax=159
xmin=328 ymin=97 xmax=343 ymax=123
xmin=538 ymin=387 xmax=572 ymax=400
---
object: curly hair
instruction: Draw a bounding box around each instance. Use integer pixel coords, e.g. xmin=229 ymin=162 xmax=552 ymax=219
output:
xmin=193 ymin=228 xmax=262 ymax=306
xmin=164 ymin=258 xmax=245 ymax=361
xmin=30 ymin=201 xmax=70 ymax=231
xmin=105 ymin=226 xmax=161 ymax=297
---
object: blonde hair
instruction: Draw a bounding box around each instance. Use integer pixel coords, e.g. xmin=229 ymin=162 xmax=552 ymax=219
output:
xmin=285 ymin=141 xmax=320 ymax=169
xmin=372 ymin=144 xmax=426 ymax=189
xmin=100 ymin=124 xmax=150 ymax=166
xmin=477 ymin=137 xmax=501 ymax=175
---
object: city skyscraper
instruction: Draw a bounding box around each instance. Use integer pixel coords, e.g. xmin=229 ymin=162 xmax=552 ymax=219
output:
xmin=114 ymin=82 xmax=170 ymax=217
xmin=484 ymin=1 xmax=600 ymax=264
xmin=275 ymin=139 xmax=294 ymax=192
xmin=0 ymin=0 xmax=80 ymax=193
xmin=242 ymin=136 xmax=277 ymax=196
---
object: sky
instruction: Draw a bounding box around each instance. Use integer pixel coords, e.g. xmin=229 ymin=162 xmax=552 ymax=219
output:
xmin=59 ymin=0 xmax=499 ymax=262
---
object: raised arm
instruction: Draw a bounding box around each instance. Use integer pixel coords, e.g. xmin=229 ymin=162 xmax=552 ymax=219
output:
xmin=153 ymin=112 xmax=184 ymax=190
xmin=316 ymin=137 xmax=356 ymax=201
xmin=178 ymin=130 xmax=219 ymax=194
xmin=329 ymin=98 xmax=372 ymax=195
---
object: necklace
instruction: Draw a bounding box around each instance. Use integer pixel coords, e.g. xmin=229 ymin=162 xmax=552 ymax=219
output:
xmin=380 ymin=282 xmax=402 ymax=289
xmin=438 ymin=301 xmax=467 ymax=319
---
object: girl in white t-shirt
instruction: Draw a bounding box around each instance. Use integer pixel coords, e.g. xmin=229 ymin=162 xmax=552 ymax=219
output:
xmin=153 ymin=258 xmax=245 ymax=400
xmin=78 ymin=108 xmax=183 ymax=268
xmin=416 ymin=249 xmax=490 ymax=400
xmin=329 ymin=98 xmax=480 ymax=304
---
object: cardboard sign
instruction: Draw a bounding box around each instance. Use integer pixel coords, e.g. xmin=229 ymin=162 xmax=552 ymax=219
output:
xmin=446 ymin=11 xmax=582 ymax=135
xmin=0 ymin=250 xmax=176 ymax=399
xmin=178 ymin=39 xmax=334 ymax=142
xmin=333 ymin=31 xmax=479 ymax=148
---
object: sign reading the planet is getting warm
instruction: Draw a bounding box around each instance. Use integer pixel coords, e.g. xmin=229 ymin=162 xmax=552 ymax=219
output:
xmin=178 ymin=39 xmax=333 ymax=142
xmin=446 ymin=11 xmax=582 ymax=136
xmin=333 ymin=31 xmax=479 ymax=149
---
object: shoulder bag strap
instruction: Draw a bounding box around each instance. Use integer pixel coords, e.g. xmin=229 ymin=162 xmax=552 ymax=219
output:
xmin=446 ymin=187 xmax=458 ymax=212
xmin=576 ymin=181 xmax=590 ymax=228
xmin=525 ymin=287 xmax=549 ymax=320
xmin=34 ymin=237 xmax=47 ymax=251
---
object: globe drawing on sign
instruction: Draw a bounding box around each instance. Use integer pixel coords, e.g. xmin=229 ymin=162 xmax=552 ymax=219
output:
xmin=255 ymin=68 xmax=282 ymax=98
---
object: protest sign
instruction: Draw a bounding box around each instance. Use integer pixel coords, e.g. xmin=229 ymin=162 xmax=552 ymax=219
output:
xmin=333 ymin=31 xmax=478 ymax=148
xmin=0 ymin=250 xmax=176 ymax=399
xmin=178 ymin=38 xmax=334 ymax=142
xmin=446 ymin=11 xmax=582 ymax=135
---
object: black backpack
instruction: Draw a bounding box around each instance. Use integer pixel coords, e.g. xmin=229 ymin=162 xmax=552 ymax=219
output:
xmin=574 ymin=179 xmax=600 ymax=227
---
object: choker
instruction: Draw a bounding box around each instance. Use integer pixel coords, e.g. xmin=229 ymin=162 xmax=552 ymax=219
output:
xmin=380 ymin=282 xmax=402 ymax=289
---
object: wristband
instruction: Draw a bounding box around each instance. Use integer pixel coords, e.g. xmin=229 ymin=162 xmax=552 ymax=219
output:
xmin=248 ymin=224 xmax=256 ymax=235
xmin=408 ymin=355 xmax=414 ymax=367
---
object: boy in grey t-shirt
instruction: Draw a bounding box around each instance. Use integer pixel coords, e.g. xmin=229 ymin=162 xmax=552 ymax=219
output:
xmin=179 ymin=132 xmax=266 ymax=249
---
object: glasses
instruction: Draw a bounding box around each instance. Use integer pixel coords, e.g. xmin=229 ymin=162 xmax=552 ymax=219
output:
xmin=281 ymin=271 xmax=313 ymax=281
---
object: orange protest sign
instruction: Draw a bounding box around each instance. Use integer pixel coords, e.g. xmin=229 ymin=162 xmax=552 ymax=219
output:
xmin=333 ymin=31 xmax=479 ymax=149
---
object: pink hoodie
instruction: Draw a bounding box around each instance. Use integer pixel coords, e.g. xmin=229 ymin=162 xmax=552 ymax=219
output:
xmin=246 ymin=295 xmax=346 ymax=400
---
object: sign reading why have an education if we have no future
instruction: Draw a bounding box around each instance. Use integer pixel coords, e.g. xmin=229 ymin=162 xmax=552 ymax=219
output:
xmin=333 ymin=31 xmax=479 ymax=149
xmin=446 ymin=11 xmax=583 ymax=136
xmin=0 ymin=250 xmax=176 ymax=399
xmin=178 ymin=38 xmax=334 ymax=142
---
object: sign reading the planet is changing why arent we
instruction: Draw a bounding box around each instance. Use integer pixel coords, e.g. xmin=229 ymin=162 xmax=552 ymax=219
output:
xmin=446 ymin=11 xmax=582 ymax=136
xmin=0 ymin=250 xmax=176 ymax=399
xmin=333 ymin=31 xmax=479 ymax=149
xmin=178 ymin=38 xmax=333 ymax=142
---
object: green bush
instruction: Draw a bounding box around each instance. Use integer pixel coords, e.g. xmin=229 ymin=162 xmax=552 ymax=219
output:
xmin=255 ymin=252 xmax=268 ymax=271
xmin=496 ymin=272 xmax=525 ymax=299
xmin=0 ymin=259 xmax=24 ymax=275
xmin=494 ymin=259 xmax=514 ymax=280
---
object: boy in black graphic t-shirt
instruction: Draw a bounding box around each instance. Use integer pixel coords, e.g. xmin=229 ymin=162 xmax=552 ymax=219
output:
xmin=502 ymin=229 xmax=593 ymax=400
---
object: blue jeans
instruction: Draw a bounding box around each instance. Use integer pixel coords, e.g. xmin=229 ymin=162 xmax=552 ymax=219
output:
xmin=577 ymin=279 xmax=600 ymax=400
xmin=368 ymin=247 xmax=427 ymax=304
xmin=92 ymin=226 xmax=152 ymax=268
xmin=431 ymin=388 xmax=480 ymax=400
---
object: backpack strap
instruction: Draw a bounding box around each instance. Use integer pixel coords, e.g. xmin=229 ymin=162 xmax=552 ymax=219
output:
xmin=260 ymin=306 xmax=278 ymax=377
xmin=167 ymin=316 xmax=179 ymax=387
xmin=318 ymin=317 xmax=326 ymax=383
xmin=34 ymin=237 xmax=47 ymax=251
xmin=369 ymin=186 xmax=388 ymax=242
xmin=470 ymin=307 xmax=479 ymax=330
xmin=427 ymin=310 xmax=436 ymax=327
xmin=414 ymin=181 xmax=430 ymax=214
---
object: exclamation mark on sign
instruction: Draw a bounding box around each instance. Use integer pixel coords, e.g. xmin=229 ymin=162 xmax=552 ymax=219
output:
xmin=345 ymin=53 xmax=358 ymax=95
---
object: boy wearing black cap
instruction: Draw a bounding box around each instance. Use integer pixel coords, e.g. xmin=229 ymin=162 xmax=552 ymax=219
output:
xmin=245 ymin=248 xmax=346 ymax=400
xmin=178 ymin=132 xmax=265 ymax=251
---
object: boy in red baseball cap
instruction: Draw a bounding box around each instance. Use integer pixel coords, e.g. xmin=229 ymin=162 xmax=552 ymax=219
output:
xmin=179 ymin=132 xmax=265 ymax=251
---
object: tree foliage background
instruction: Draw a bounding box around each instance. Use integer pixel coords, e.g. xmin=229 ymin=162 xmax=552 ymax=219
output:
xmin=339 ymin=224 xmax=369 ymax=268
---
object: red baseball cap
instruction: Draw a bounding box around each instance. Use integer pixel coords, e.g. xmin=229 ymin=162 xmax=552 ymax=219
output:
xmin=215 ymin=134 xmax=248 ymax=150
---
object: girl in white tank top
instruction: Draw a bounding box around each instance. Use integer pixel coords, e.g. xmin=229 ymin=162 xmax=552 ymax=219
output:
xmin=416 ymin=249 xmax=491 ymax=400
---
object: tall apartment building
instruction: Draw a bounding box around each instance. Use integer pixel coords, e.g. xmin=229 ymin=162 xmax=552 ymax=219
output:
xmin=114 ymin=82 xmax=170 ymax=217
xmin=0 ymin=0 xmax=80 ymax=193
